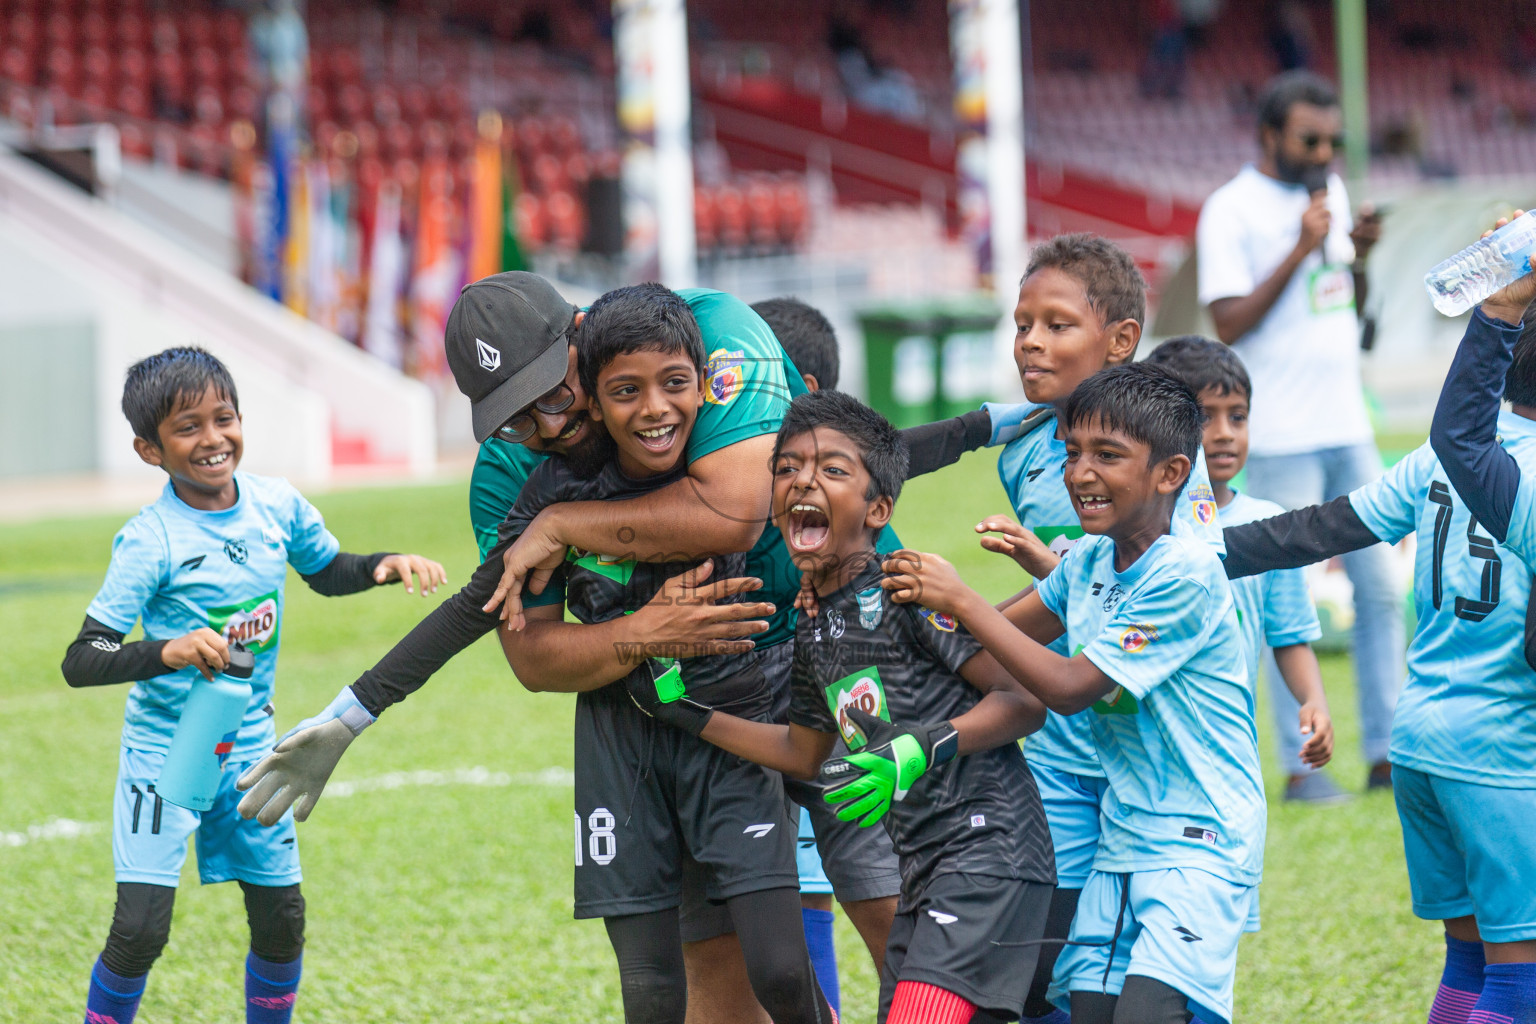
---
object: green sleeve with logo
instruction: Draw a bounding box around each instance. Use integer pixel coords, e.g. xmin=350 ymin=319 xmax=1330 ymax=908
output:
xmin=678 ymin=288 xmax=808 ymax=462
xmin=467 ymin=437 xmax=565 ymax=608
xmin=672 ymin=289 xmax=811 ymax=647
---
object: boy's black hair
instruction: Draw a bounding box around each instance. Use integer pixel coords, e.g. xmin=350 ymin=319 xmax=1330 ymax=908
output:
xmin=1507 ymin=299 xmax=1536 ymax=407
xmin=752 ymin=297 xmax=839 ymax=391
xmin=1064 ymin=362 xmax=1204 ymax=468
xmin=1257 ymin=70 xmax=1338 ymax=135
xmin=121 ymin=347 xmax=239 ymax=445
xmin=774 ymin=390 xmax=909 ymax=504
xmin=576 ymin=282 xmax=704 ymax=398
xmin=1023 ymin=233 xmax=1147 ymax=328
xmin=1144 ymin=335 xmax=1252 ymax=401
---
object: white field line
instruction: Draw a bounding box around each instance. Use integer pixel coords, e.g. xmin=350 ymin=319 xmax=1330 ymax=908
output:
xmin=0 ymin=766 xmax=574 ymax=849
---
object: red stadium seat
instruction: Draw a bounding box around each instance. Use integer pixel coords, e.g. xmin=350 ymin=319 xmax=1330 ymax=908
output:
xmin=694 ymin=185 xmax=719 ymax=251
xmin=514 ymin=191 xmax=547 ymax=249
xmin=545 ymin=189 xmax=583 ymax=251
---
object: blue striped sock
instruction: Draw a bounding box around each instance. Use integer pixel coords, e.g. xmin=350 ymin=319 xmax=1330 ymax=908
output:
xmin=802 ymin=907 xmax=839 ymax=1015
xmin=85 ymin=957 xmax=146 ymax=1024
xmin=1470 ymin=962 xmax=1536 ymax=1024
xmin=1430 ymin=936 xmax=1486 ymax=1024
xmin=245 ymin=952 xmax=302 ymax=1024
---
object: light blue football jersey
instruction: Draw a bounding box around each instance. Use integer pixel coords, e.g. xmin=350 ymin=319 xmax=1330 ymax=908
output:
xmin=996 ymin=414 xmax=1227 ymax=776
xmin=1217 ymin=491 xmax=1322 ymax=689
xmin=1350 ymin=415 xmax=1536 ymax=787
xmin=1034 ymin=532 xmax=1265 ymax=884
xmin=86 ymin=472 xmax=340 ymax=759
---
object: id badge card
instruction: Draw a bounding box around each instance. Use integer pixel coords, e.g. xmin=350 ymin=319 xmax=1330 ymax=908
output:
xmin=1308 ymin=263 xmax=1355 ymax=315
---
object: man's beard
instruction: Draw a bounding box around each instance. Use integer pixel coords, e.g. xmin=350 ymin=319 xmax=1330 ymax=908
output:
xmin=1275 ymin=150 xmax=1326 ymax=189
xmin=559 ymin=419 xmax=616 ymax=479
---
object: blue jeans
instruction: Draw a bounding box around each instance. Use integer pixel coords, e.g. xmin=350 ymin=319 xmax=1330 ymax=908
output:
xmin=1245 ymin=442 xmax=1405 ymax=771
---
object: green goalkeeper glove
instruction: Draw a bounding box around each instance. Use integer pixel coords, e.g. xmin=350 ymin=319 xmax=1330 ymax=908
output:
xmin=625 ymin=660 xmax=715 ymax=736
xmin=821 ymin=707 xmax=958 ymax=827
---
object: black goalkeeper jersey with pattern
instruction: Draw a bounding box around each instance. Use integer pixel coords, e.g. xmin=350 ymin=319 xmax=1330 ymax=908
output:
xmin=788 ymin=564 xmax=1055 ymax=903
xmin=502 ymin=457 xmax=773 ymax=719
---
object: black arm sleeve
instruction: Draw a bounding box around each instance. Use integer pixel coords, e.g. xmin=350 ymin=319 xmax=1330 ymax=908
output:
xmin=1220 ymin=495 xmax=1383 ymax=579
xmin=899 ymin=410 xmax=993 ymax=479
xmin=61 ymin=616 xmax=172 ymax=688
xmin=300 ymin=552 xmax=391 ymax=597
xmin=1429 ymin=308 xmax=1526 ymax=542
xmin=347 ymin=539 xmax=511 ymax=717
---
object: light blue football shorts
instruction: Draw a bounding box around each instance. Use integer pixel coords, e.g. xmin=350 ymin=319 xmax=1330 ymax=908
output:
xmin=796 ymin=805 xmax=834 ymax=895
xmin=1394 ymin=765 xmax=1536 ymax=942
xmin=1050 ymin=865 xmax=1255 ymax=1024
xmin=1030 ymin=761 xmax=1109 ymax=890
xmin=112 ymin=746 xmax=301 ymax=888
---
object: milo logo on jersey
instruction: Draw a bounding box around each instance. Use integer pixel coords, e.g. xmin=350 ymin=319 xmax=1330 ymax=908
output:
xmin=705 ymin=348 xmax=747 ymax=405
xmin=1033 ymin=525 xmax=1085 ymax=560
xmin=1186 ymin=483 xmax=1218 ymax=528
xmin=208 ymin=590 xmax=280 ymax=654
xmin=1092 ymin=685 xmax=1141 ymax=715
xmin=825 ymin=667 xmax=891 ymax=748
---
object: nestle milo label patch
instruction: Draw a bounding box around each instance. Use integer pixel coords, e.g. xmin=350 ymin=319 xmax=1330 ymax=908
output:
xmin=824 ymin=666 xmax=891 ymax=749
xmin=208 ymin=590 xmax=280 ymax=654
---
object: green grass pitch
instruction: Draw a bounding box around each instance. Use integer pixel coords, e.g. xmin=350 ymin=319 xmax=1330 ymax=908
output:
xmin=0 ymin=449 xmax=1440 ymax=1021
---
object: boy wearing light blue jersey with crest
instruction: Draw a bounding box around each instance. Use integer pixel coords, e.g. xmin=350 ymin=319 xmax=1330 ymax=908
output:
xmin=1145 ymin=336 xmax=1337 ymax=809
xmin=1221 ymin=222 xmax=1536 ymax=1023
xmin=885 ymin=363 xmax=1264 ymax=1024
xmin=971 ymin=235 xmax=1227 ymax=1022
xmin=61 ymin=348 xmax=443 ymax=1024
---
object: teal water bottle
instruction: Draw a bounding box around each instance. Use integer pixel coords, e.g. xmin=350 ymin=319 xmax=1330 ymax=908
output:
xmin=157 ymin=643 xmax=255 ymax=811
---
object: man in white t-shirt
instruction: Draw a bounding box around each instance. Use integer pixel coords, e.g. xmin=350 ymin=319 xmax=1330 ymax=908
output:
xmin=1197 ymin=70 xmax=1403 ymax=802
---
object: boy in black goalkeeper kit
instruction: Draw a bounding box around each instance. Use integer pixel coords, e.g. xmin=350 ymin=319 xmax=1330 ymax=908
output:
xmin=631 ymin=390 xmax=1055 ymax=1024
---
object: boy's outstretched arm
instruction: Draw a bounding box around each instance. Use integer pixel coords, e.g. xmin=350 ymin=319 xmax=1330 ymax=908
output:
xmin=898 ymin=409 xmax=993 ymax=478
xmin=1430 ymin=295 xmax=1531 ymax=542
xmin=1272 ymin=644 xmax=1334 ymax=768
xmin=1220 ymin=497 xmax=1383 ymax=579
xmin=299 ymin=552 xmax=447 ymax=598
xmin=952 ymin=650 xmax=1048 ymax=746
xmin=623 ymin=662 xmax=836 ymax=779
xmin=1430 ymin=213 xmax=1536 ymax=539
xmin=700 ymin=718 xmax=838 ymax=781
xmin=500 ymin=561 xmax=773 ymax=694
xmin=881 ymin=550 xmax=1114 ymax=715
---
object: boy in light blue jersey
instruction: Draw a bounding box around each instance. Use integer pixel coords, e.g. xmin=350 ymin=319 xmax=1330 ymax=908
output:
xmin=970 ymin=235 xmax=1225 ymax=1022
xmin=60 ymin=348 xmax=443 ymax=1024
xmin=1217 ymin=229 xmax=1536 ymax=1023
xmin=1145 ymin=336 xmax=1337 ymax=809
xmin=885 ymin=363 xmax=1264 ymax=1024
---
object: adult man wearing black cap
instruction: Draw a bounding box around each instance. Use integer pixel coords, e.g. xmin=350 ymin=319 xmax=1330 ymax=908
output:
xmin=454 ymin=274 xmax=909 ymax=1023
xmin=238 ymin=272 xmax=1004 ymax=1020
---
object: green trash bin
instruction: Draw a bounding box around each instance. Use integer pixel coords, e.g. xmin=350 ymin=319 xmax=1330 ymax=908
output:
xmin=858 ymin=296 xmax=1003 ymax=428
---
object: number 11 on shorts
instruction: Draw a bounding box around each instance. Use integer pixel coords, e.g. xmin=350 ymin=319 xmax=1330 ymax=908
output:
xmin=574 ymin=807 xmax=618 ymax=866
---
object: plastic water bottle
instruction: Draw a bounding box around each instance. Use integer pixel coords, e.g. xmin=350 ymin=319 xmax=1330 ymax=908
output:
xmin=157 ymin=643 xmax=255 ymax=811
xmin=1424 ymin=214 xmax=1536 ymax=316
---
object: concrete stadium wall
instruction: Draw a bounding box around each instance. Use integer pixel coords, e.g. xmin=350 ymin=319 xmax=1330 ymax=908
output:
xmin=0 ymin=151 xmax=435 ymax=485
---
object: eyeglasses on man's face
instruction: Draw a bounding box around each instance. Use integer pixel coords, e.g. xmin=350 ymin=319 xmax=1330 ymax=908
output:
xmin=493 ymin=383 xmax=576 ymax=443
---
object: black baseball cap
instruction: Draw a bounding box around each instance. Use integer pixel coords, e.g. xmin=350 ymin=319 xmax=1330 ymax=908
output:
xmin=445 ymin=272 xmax=579 ymax=443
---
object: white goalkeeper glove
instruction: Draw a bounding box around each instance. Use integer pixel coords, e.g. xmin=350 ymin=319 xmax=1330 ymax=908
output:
xmin=236 ymin=686 xmax=375 ymax=826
